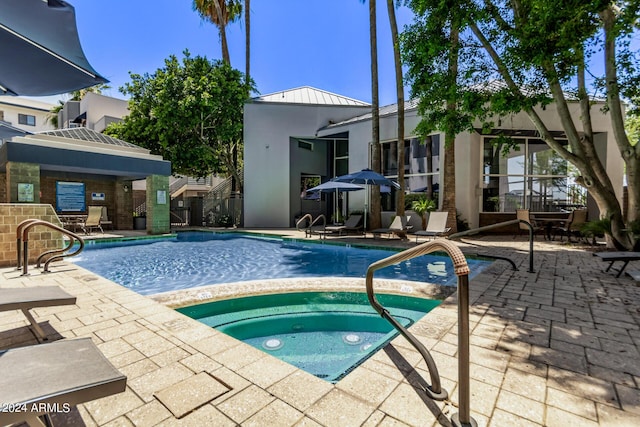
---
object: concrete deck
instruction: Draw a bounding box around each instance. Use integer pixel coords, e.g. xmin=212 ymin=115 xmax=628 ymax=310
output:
xmin=1 ymin=229 xmax=639 ymax=426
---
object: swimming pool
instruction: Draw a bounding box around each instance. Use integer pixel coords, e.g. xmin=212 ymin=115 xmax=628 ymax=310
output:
xmin=70 ymin=231 xmax=491 ymax=295
xmin=178 ymin=291 xmax=440 ymax=382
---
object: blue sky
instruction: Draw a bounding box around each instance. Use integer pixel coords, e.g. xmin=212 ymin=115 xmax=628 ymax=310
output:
xmin=32 ymin=0 xmax=414 ymax=106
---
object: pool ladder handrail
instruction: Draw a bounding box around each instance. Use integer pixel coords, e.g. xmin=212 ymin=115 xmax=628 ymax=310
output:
xmin=366 ymin=239 xmax=476 ymax=427
xmin=17 ymin=219 xmax=85 ymax=276
xmin=448 ymin=218 xmax=535 ymax=273
xmin=296 ymin=213 xmax=327 ymax=238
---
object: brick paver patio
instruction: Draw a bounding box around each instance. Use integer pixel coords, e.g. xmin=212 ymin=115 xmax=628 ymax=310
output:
xmin=1 ymin=231 xmax=638 ymax=426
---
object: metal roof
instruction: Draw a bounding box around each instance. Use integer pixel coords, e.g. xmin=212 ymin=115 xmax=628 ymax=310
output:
xmin=321 ymin=99 xmax=419 ymax=130
xmin=37 ymin=127 xmax=142 ymax=149
xmin=254 ymin=86 xmax=370 ymax=106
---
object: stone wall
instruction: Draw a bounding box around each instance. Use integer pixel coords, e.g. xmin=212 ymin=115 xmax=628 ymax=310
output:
xmin=0 ymin=204 xmax=63 ymax=267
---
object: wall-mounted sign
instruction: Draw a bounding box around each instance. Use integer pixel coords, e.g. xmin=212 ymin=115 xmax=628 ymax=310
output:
xmin=157 ymin=190 xmax=167 ymax=205
xmin=91 ymin=192 xmax=105 ymax=201
xmin=56 ymin=181 xmax=85 ymax=212
xmin=17 ymin=183 xmax=34 ymax=202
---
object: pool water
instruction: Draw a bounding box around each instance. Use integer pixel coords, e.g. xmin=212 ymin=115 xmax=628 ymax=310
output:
xmin=178 ymin=292 xmax=440 ymax=382
xmin=71 ymin=231 xmax=491 ymax=295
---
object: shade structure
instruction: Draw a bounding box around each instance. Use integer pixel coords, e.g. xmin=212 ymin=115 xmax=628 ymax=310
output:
xmin=334 ymin=169 xmax=400 ymax=230
xmin=0 ymin=0 xmax=108 ymax=96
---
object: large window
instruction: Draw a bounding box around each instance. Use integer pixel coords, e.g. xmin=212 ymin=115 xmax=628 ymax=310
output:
xmin=482 ymin=137 xmax=585 ymax=212
xmin=381 ymin=135 xmax=441 ymax=209
xmin=18 ymin=114 xmax=36 ymax=126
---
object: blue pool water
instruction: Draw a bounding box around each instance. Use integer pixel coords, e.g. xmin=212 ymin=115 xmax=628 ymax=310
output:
xmin=71 ymin=231 xmax=490 ymax=295
xmin=178 ymin=292 xmax=440 ymax=382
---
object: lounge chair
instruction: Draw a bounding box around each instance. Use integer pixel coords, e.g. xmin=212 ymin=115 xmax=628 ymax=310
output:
xmin=372 ymin=216 xmax=413 ymax=239
xmin=552 ymin=208 xmax=587 ymax=242
xmin=593 ymin=251 xmax=640 ymax=277
xmin=100 ymin=206 xmax=113 ymax=230
xmin=413 ymin=211 xmax=451 ymax=243
xmin=325 ymin=214 xmax=363 ymax=236
xmin=81 ymin=206 xmax=104 ymax=235
xmin=0 ymin=337 xmax=127 ymax=427
xmin=0 ymin=286 xmax=76 ymax=342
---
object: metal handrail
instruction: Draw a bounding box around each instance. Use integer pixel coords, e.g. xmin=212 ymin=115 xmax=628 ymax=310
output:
xmin=17 ymin=219 xmax=85 ymax=275
xmin=366 ymin=239 xmax=476 ymax=426
xmin=296 ymin=214 xmax=327 ymax=238
xmin=295 ymin=213 xmax=313 ymax=232
xmin=448 ymin=218 xmax=535 ymax=273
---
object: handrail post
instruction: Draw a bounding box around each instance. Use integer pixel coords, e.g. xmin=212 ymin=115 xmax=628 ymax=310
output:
xmin=451 ymin=274 xmax=476 ymax=427
xmin=366 ymin=239 xmax=478 ymax=427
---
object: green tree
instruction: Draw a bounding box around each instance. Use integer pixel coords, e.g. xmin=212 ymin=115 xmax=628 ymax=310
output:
xmin=402 ymin=0 xmax=463 ymax=233
xmin=192 ymin=0 xmax=242 ymax=64
xmin=403 ymin=0 xmax=640 ymax=250
xmin=105 ymin=51 xmax=252 ymax=186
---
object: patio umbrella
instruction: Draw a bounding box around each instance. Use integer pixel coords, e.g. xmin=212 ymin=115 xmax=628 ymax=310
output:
xmin=0 ymin=0 xmax=108 ymax=96
xmin=307 ymin=180 xmax=364 ymax=223
xmin=334 ymin=168 xmax=400 ymax=230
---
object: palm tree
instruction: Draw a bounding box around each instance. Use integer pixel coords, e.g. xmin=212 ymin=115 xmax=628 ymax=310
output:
xmin=245 ymin=0 xmax=250 ymax=85
xmin=193 ymin=0 xmax=242 ymax=64
xmin=361 ymin=0 xmax=382 ymax=230
xmin=386 ymin=0 xmax=405 ymax=217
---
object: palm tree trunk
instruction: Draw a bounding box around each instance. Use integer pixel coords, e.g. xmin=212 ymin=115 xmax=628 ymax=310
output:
xmin=387 ymin=0 xmax=404 ymax=217
xmin=245 ymin=0 xmax=250 ymax=83
xmin=213 ymin=1 xmax=231 ymax=64
xmin=442 ymin=22 xmax=459 ymax=233
xmin=369 ymin=0 xmax=382 ymax=230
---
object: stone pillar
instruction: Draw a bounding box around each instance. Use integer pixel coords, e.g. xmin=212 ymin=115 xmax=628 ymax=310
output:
xmin=145 ymin=175 xmax=170 ymax=234
xmin=6 ymin=162 xmax=40 ymax=203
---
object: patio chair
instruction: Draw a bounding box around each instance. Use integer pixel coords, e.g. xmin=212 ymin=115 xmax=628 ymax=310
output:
xmin=372 ymin=215 xmax=413 ymax=239
xmin=0 ymin=286 xmax=76 ymax=342
xmin=100 ymin=206 xmax=113 ymax=230
xmin=81 ymin=206 xmax=104 ymax=235
xmin=325 ymin=214 xmax=363 ymax=236
xmin=413 ymin=211 xmax=451 ymax=243
xmin=0 ymin=337 xmax=127 ymax=427
xmin=516 ymin=209 xmax=544 ymax=238
xmin=552 ymin=208 xmax=588 ymax=242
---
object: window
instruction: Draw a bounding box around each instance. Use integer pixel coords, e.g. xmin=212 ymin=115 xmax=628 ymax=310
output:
xmin=298 ymin=140 xmax=313 ymax=151
xmin=0 ymin=111 xmax=4 ymax=121
xmin=18 ymin=114 xmax=36 ymax=126
xmin=381 ymin=135 xmax=440 ymax=193
xmin=481 ymin=137 xmax=585 ymax=212
xmin=380 ymin=135 xmax=441 ymax=210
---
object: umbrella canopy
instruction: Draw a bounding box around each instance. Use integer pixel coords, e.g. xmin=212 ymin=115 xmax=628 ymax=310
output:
xmin=0 ymin=0 xmax=108 ymax=96
xmin=334 ymin=168 xmax=401 ymax=189
xmin=334 ymin=169 xmax=400 ymax=231
xmin=306 ymin=181 xmax=363 ymax=224
xmin=307 ymin=181 xmax=364 ymax=193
